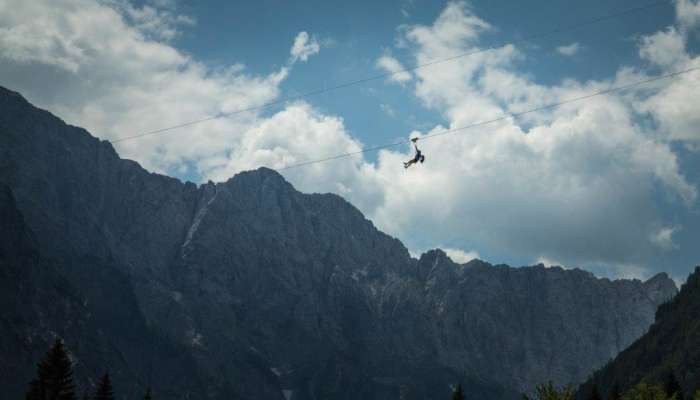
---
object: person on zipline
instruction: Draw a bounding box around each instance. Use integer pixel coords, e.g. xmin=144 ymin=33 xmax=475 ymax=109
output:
xmin=404 ymin=137 xmax=425 ymax=169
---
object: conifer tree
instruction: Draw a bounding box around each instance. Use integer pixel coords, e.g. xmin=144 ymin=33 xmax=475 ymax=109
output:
xmin=664 ymin=371 xmax=683 ymax=400
xmin=144 ymin=387 xmax=153 ymax=400
xmin=587 ymin=384 xmax=602 ymax=400
xmin=26 ymin=338 xmax=77 ymax=400
xmin=609 ymin=384 xmax=622 ymax=400
xmin=620 ymin=382 xmax=668 ymax=400
xmin=93 ymin=373 xmax=115 ymax=400
xmin=451 ymin=383 xmax=466 ymax=400
xmin=25 ymin=379 xmax=45 ymax=400
xmin=532 ymin=382 xmax=575 ymax=400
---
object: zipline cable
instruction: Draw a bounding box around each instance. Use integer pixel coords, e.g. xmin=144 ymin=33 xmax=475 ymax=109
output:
xmin=274 ymin=65 xmax=700 ymax=171
xmin=111 ymin=0 xmax=669 ymax=143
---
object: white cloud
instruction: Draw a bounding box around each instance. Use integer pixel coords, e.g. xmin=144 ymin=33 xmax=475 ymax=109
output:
xmin=0 ymin=0 xmax=325 ymax=178
xmin=290 ymin=31 xmax=320 ymax=63
xmin=1 ymin=0 xmax=698 ymax=280
xmin=297 ymin=0 xmax=696 ymax=272
xmin=443 ymin=248 xmax=480 ymax=263
xmin=650 ymin=226 xmax=681 ymax=250
xmin=556 ymin=42 xmax=580 ymax=56
xmin=380 ymin=103 xmax=396 ymax=117
xmin=108 ymin=0 xmax=196 ymax=41
xmin=676 ymin=0 xmax=700 ymax=31
xmin=632 ymin=10 xmax=700 ymax=144
xmin=638 ymin=27 xmax=688 ymax=67
xmin=536 ymin=257 xmax=565 ymax=268
xmin=376 ymin=54 xmax=412 ymax=84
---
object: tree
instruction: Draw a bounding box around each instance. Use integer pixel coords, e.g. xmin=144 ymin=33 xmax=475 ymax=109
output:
xmin=451 ymin=384 xmax=465 ymax=400
xmin=144 ymin=387 xmax=153 ymax=400
xmin=609 ymin=384 xmax=622 ymax=400
xmin=26 ymin=338 xmax=77 ymax=400
xmin=586 ymin=384 xmax=602 ymax=400
xmin=664 ymin=371 xmax=683 ymax=400
xmin=93 ymin=373 xmax=115 ymax=400
xmin=25 ymin=379 xmax=45 ymax=400
xmin=621 ymin=383 xmax=673 ymax=400
xmin=529 ymin=382 xmax=574 ymax=400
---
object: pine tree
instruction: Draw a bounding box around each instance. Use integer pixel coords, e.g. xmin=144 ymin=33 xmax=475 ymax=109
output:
xmin=621 ymin=382 xmax=668 ymax=400
xmin=586 ymin=384 xmax=602 ymax=400
xmin=93 ymin=373 xmax=115 ymax=400
xmin=25 ymin=379 xmax=45 ymax=400
xmin=451 ymin=383 xmax=466 ymax=400
xmin=609 ymin=384 xmax=622 ymax=400
xmin=532 ymin=382 xmax=575 ymax=400
xmin=26 ymin=338 xmax=77 ymax=400
xmin=144 ymin=387 xmax=153 ymax=400
xmin=664 ymin=370 xmax=683 ymax=400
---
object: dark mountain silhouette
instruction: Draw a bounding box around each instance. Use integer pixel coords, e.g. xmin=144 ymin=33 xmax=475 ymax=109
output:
xmin=0 ymin=85 xmax=678 ymax=399
xmin=578 ymin=266 xmax=700 ymax=400
xmin=0 ymin=182 xmax=204 ymax=399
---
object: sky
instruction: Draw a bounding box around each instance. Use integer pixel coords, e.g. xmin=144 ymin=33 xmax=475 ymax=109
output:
xmin=1 ymin=0 xmax=699 ymax=284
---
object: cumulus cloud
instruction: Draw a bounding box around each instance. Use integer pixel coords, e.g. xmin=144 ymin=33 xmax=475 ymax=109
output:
xmin=290 ymin=31 xmax=320 ymax=63
xmin=443 ymin=248 xmax=480 ymax=263
xmin=1 ymin=0 xmax=698 ymax=280
xmin=284 ymin=0 xmax=696 ymax=274
xmin=536 ymin=257 xmax=565 ymax=268
xmin=634 ymin=6 xmax=700 ymax=143
xmin=676 ymin=0 xmax=700 ymax=30
xmin=0 ymin=0 xmax=325 ymax=178
xmin=650 ymin=226 xmax=681 ymax=250
xmin=109 ymin=0 xmax=195 ymax=41
xmin=376 ymin=54 xmax=412 ymax=84
xmin=638 ymin=27 xmax=688 ymax=67
xmin=556 ymin=42 xmax=580 ymax=56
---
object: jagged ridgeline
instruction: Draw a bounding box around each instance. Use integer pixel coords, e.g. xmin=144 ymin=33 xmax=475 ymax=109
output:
xmin=578 ymin=266 xmax=700 ymax=400
xmin=0 ymin=85 xmax=679 ymax=399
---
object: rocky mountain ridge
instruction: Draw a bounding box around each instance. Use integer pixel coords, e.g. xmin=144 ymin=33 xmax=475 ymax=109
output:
xmin=0 ymin=85 xmax=678 ymax=399
xmin=578 ymin=266 xmax=700 ymax=399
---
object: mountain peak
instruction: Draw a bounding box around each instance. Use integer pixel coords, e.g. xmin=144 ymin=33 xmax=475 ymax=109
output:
xmin=0 ymin=85 xmax=27 ymax=102
xmin=0 ymin=85 xmax=686 ymax=400
xmin=224 ymin=166 xmax=293 ymax=191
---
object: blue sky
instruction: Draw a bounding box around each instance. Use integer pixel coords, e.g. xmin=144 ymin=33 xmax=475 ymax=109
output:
xmin=1 ymin=0 xmax=699 ymax=284
xmin=169 ymin=0 xmax=680 ymax=165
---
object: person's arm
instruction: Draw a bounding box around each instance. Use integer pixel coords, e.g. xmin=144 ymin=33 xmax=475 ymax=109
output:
xmin=414 ymin=143 xmax=419 ymax=152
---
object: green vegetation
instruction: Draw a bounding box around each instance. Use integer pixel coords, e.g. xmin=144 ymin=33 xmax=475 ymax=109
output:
xmin=25 ymin=339 xmax=76 ymax=400
xmin=24 ymin=340 xmax=152 ymax=400
xmin=518 ymin=382 xmax=685 ymax=400
xmin=24 ymin=334 xmax=700 ymax=400
xmin=621 ymin=383 xmax=674 ymax=400
xmin=523 ymin=382 xmax=575 ymax=400
xmin=451 ymin=384 xmax=466 ymax=400
xmin=93 ymin=374 xmax=114 ymax=400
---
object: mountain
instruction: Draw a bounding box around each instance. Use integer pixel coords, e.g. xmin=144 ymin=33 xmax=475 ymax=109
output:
xmin=0 ymin=85 xmax=678 ymax=399
xmin=0 ymin=183 xmax=205 ymax=399
xmin=578 ymin=266 xmax=700 ymax=399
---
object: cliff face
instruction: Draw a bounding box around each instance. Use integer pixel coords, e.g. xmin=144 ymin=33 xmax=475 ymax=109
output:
xmin=0 ymin=183 xmax=204 ymax=400
xmin=0 ymin=85 xmax=678 ymax=399
xmin=578 ymin=266 xmax=700 ymax=399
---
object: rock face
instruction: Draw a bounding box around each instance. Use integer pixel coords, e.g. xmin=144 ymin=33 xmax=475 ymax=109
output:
xmin=0 ymin=184 xmax=204 ymax=400
xmin=0 ymin=85 xmax=678 ymax=399
xmin=578 ymin=266 xmax=700 ymax=400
